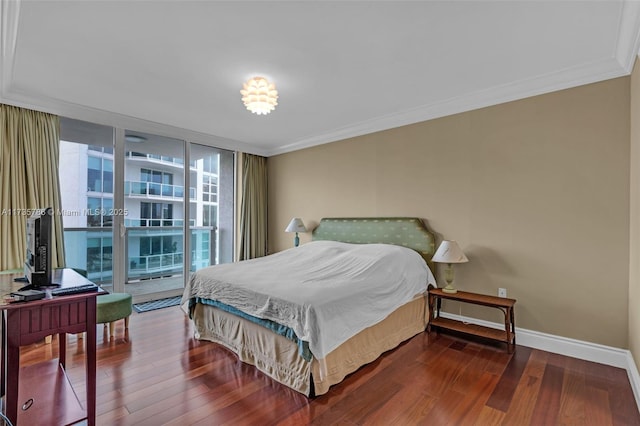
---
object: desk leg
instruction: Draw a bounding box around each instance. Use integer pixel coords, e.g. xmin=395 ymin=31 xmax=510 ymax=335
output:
xmin=4 ymin=345 xmax=18 ymax=425
xmin=1 ymin=310 xmax=5 ymax=398
xmin=86 ymin=297 xmax=97 ymax=426
xmin=5 ymin=310 xmax=20 ymax=425
xmin=59 ymin=333 xmax=67 ymax=368
xmin=426 ymin=293 xmax=434 ymax=332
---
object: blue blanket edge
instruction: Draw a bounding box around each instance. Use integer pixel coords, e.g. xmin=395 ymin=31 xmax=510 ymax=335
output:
xmin=191 ymin=297 xmax=312 ymax=362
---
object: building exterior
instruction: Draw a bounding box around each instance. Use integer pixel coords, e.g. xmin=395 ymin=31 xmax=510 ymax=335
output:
xmin=59 ymin=141 xmax=217 ymax=286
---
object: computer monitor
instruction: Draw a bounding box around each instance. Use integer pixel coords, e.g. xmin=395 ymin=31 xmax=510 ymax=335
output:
xmin=24 ymin=207 xmax=54 ymax=287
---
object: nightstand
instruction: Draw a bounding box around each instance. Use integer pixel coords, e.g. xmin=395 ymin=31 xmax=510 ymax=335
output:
xmin=427 ymin=287 xmax=516 ymax=353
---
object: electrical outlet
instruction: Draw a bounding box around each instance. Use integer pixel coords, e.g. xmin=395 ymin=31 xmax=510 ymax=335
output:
xmin=498 ymin=288 xmax=507 ymax=298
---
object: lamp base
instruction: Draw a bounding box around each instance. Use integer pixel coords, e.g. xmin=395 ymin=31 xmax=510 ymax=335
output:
xmin=441 ymin=285 xmax=457 ymax=294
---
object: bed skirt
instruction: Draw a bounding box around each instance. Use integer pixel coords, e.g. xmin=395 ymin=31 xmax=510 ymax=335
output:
xmin=191 ymin=294 xmax=428 ymax=396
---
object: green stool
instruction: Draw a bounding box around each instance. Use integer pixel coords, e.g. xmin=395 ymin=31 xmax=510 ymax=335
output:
xmin=97 ymin=293 xmax=132 ymax=337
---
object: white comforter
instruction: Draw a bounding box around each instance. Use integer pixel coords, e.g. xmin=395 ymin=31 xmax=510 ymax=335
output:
xmin=182 ymin=240 xmax=436 ymax=359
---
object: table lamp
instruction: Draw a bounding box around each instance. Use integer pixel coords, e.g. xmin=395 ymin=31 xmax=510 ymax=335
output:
xmin=432 ymin=240 xmax=468 ymax=293
xmin=285 ymin=217 xmax=307 ymax=247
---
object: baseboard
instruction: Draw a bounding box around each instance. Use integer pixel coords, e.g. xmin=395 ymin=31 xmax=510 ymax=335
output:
xmin=439 ymin=312 xmax=640 ymax=409
xmin=628 ymin=351 xmax=640 ymax=411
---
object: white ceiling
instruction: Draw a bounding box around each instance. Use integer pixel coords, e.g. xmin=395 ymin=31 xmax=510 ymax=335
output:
xmin=2 ymin=1 xmax=640 ymax=157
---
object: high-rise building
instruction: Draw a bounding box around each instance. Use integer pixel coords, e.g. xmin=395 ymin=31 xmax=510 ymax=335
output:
xmin=59 ymin=141 xmax=217 ymax=286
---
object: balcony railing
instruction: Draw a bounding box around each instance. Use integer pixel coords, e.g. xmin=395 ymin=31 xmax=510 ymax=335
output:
xmin=124 ymin=218 xmax=196 ymax=227
xmin=128 ymin=252 xmax=184 ymax=278
xmin=124 ymin=180 xmax=196 ymax=200
xmin=126 ymin=152 xmax=184 ymax=166
xmin=63 ymin=227 xmax=216 ymax=286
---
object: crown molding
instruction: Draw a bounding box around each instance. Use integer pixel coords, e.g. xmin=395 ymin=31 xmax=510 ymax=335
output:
xmin=4 ymin=0 xmax=640 ymax=158
xmin=0 ymin=90 xmax=269 ymax=156
xmin=0 ymin=88 xmax=269 ymax=156
xmin=267 ymin=0 xmax=640 ymax=156
xmin=615 ymin=0 xmax=640 ymax=73
xmin=267 ymin=57 xmax=627 ymax=156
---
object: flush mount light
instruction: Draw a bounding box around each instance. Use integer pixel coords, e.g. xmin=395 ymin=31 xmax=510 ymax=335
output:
xmin=240 ymin=76 xmax=278 ymax=115
xmin=125 ymin=134 xmax=147 ymax=143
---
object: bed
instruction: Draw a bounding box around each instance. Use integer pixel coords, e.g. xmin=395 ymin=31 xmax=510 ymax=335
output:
xmin=181 ymin=217 xmax=437 ymax=396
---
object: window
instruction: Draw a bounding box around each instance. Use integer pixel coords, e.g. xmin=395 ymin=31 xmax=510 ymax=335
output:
xmin=140 ymin=168 xmax=173 ymax=184
xmin=103 ymin=159 xmax=113 ymax=193
xmin=138 ymin=235 xmax=182 ymax=267
xmin=203 ymin=156 xmax=218 ymax=174
xmin=88 ymin=157 xmax=101 ymax=192
xmin=140 ymin=168 xmax=174 ymax=196
xmin=87 ymin=156 xmax=113 ymax=193
xmin=86 ymin=237 xmax=112 ymax=275
xmin=61 ymin=118 xmax=234 ymax=297
xmin=140 ymin=202 xmax=173 ymax=226
xmin=203 ymin=204 xmax=217 ymax=228
xmin=190 ymin=145 xmax=232 ymax=266
xmin=89 ymin=145 xmax=113 ymax=155
xmin=202 ymin=174 xmax=218 ymax=203
xmin=87 ymin=196 xmax=113 ymax=227
xmin=59 ymin=118 xmax=115 ymax=290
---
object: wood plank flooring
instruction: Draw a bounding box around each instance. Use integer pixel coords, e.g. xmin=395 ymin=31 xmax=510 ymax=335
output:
xmin=18 ymin=306 xmax=640 ymax=425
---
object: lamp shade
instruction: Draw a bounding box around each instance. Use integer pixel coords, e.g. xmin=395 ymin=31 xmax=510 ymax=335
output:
xmin=285 ymin=218 xmax=307 ymax=233
xmin=432 ymin=240 xmax=468 ymax=263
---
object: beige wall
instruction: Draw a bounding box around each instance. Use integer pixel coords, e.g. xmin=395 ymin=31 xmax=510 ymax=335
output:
xmin=630 ymin=58 xmax=640 ymax=370
xmin=268 ymin=77 xmax=631 ymax=348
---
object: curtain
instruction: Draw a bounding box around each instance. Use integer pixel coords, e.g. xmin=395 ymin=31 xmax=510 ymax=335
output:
xmin=0 ymin=104 xmax=65 ymax=270
xmin=238 ymin=153 xmax=268 ymax=260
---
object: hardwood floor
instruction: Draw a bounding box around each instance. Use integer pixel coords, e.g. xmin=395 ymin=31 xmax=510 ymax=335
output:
xmin=19 ymin=306 xmax=640 ymax=425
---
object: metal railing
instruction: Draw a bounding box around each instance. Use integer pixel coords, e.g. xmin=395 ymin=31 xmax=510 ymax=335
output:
xmin=124 ymin=218 xmax=196 ymax=227
xmin=126 ymin=152 xmax=184 ymax=166
xmin=63 ymin=227 xmax=216 ymax=285
xmin=124 ymin=180 xmax=196 ymax=200
xmin=128 ymin=252 xmax=184 ymax=277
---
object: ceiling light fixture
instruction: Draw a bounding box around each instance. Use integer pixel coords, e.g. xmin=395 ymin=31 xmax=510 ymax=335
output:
xmin=125 ymin=134 xmax=147 ymax=143
xmin=240 ymin=76 xmax=278 ymax=115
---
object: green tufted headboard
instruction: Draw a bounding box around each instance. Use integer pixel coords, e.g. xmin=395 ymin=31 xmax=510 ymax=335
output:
xmin=311 ymin=217 xmax=436 ymax=269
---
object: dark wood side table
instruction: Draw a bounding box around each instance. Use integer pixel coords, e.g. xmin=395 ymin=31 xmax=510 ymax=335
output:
xmin=0 ymin=269 xmax=103 ymax=425
xmin=427 ymin=287 xmax=517 ymax=353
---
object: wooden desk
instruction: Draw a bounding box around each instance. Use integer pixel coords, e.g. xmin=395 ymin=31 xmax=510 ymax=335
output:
xmin=0 ymin=269 xmax=103 ymax=425
xmin=427 ymin=288 xmax=516 ymax=353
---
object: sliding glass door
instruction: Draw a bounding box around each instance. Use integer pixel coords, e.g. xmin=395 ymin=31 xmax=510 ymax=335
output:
xmin=189 ymin=144 xmax=235 ymax=272
xmin=59 ymin=118 xmax=235 ymax=302
xmin=123 ymin=131 xmax=186 ymax=301
xmin=59 ymin=118 xmax=115 ymax=292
